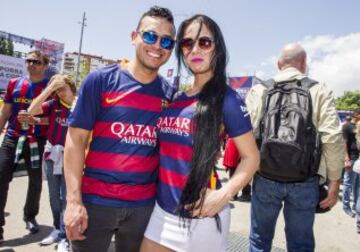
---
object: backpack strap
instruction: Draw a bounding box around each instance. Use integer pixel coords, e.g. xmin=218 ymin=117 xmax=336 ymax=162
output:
xmin=254 ymin=79 xmax=274 ymax=147
xmin=299 ymin=77 xmax=319 ymax=129
xmin=267 ymin=77 xmax=318 ymax=89
xmin=261 ymin=78 xmax=276 ymax=89
xmin=260 ymin=79 xmax=276 ymax=112
xmin=300 ymin=77 xmax=319 ymax=89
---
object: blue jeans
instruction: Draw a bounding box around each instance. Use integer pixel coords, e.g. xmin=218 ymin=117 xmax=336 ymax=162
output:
xmin=250 ymin=174 xmax=319 ymax=252
xmin=353 ymin=172 xmax=360 ymax=230
xmin=342 ymin=167 xmax=355 ymax=210
xmin=44 ymin=159 xmax=66 ymax=238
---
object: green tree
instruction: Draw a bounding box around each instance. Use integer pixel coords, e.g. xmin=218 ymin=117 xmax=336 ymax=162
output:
xmin=0 ymin=39 xmax=7 ymax=55
xmin=7 ymin=39 xmax=14 ymax=55
xmin=336 ymin=90 xmax=360 ymax=110
xmin=0 ymin=39 xmax=14 ymax=56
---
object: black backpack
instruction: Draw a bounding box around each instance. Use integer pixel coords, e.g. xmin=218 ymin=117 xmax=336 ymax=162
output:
xmin=256 ymin=77 xmax=321 ymax=182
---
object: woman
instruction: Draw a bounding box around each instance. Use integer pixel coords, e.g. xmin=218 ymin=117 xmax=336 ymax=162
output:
xmin=141 ymin=14 xmax=259 ymax=252
xmin=28 ymin=74 xmax=76 ymax=252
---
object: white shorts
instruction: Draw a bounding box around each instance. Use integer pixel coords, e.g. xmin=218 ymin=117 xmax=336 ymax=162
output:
xmin=144 ymin=202 xmax=231 ymax=252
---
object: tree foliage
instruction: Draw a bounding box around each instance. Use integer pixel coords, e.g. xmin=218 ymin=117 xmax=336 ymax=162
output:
xmin=0 ymin=39 xmax=14 ymax=56
xmin=336 ymin=90 xmax=360 ymax=110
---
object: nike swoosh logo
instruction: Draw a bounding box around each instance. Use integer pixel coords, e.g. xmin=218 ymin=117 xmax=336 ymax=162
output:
xmin=105 ymin=86 xmax=141 ymax=104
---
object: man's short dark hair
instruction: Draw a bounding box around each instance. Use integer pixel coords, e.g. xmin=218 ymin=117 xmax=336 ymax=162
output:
xmin=136 ymin=6 xmax=174 ymax=31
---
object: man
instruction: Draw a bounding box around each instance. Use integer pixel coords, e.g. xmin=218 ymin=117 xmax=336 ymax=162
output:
xmin=0 ymin=50 xmax=49 ymax=243
xmin=348 ymin=109 xmax=360 ymax=234
xmin=64 ymin=6 xmax=176 ymax=252
xmin=342 ymin=110 xmax=360 ymax=217
xmin=246 ymin=43 xmax=344 ymax=252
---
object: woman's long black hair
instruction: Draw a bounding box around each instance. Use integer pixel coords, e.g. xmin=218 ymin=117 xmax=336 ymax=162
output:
xmin=175 ymin=15 xmax=229 ymax=228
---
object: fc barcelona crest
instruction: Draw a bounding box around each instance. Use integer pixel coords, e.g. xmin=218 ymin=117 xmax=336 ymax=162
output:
xmin=161 ymin=99 xmax=169 ymax=110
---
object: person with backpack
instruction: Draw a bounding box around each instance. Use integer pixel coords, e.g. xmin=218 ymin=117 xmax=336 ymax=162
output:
xmin=246 ymin=43 xmax=344 ymax=252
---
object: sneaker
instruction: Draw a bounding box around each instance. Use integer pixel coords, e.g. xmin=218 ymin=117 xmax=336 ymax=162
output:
xmin=57 ymin=239 xmax=69 ymax=252
xmin=40 ymin=229 xmax=60 ymax=245
xmin=343 ymin=208 xmax=355 ymax=218
xmin=24 ymin=218 xmax=40 ymax=234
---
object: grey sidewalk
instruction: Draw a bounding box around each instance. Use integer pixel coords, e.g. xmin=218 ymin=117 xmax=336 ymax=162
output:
xmin=1 ymin=169 xmax=359 ymax=252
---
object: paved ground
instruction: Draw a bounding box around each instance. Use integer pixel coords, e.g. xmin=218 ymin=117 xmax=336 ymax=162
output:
xmin=0 ymin=169 xmax=359 ymax=252
xmin=0 ymin=132 xmax=359 ymax=251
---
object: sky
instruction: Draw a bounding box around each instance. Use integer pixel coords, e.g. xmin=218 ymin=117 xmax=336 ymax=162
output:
xmin=1 ymin=0 xmax=359 ymax=96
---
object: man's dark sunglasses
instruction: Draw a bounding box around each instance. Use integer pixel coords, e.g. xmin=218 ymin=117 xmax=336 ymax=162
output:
xmin=25 ymin=59 xmax=42 ymax=65
xmin=138 ymin=31 xmax=175 ymax=50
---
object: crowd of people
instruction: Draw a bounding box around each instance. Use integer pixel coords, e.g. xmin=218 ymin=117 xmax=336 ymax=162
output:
xmin=0 ymin=5 xmax=359 ymax=252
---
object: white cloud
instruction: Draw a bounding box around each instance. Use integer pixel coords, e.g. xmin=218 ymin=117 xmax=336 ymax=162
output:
xmin=253 ymin=70 xmax=266 ymax=79
xmin=254 ymin=33 xmax=360 ymax=97
xmin=303 ymin=33 xmax=360 ymax=96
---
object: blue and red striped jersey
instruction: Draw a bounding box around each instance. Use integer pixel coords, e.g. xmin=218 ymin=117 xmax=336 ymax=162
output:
xmin=41 ymin=99 xmax=71 ymax=146
xmin=68 ymin=64 xmax=175 ymax=208
xmin=4 ymin=77 xmax=48 ymax=138
xmin=156 ymin=87 xmax=252 ymax=214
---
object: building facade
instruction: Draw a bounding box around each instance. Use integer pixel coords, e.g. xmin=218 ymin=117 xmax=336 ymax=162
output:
xmin=62 ymin=52 xmax=119 ymax=84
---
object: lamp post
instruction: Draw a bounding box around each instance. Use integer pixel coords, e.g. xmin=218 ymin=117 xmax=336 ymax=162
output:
xmin=75 ymin=12 xmax=86 ymax=85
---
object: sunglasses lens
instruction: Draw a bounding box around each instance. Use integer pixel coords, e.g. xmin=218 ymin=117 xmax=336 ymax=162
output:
xmin=198 ymin=37 xmax=212 ymax=50
xmin=180 ymin=38 xmax=194 ymax=50
xmin=26 ymin=59 xmax=42 ymax=65
xmin=142 ymin=31 xmax=157 ymax=45
xmin=160 ymin=37 xmax=174 ymax=50
xmin=140 ymin=31 xmax=174 ymax=50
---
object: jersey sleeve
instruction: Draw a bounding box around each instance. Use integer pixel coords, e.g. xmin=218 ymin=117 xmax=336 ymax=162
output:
xmin=3 ymin=78 xmax=17 ymax=103
xmin=68 ymin=71 xmax=102 ymax=130
xmin=41 ymin=99 xmax=56 ymax=116
xmin=223 ymin=88 xmax=252 ymax=138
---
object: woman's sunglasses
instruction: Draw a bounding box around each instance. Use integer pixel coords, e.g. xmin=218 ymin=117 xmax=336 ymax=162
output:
xmin=180 ymin=37 xmax=213 ymax=51
xmin=138 ymin=31 xmax=175 ymax=50
xmin=25 ymin=59 xmax=43 ymax=65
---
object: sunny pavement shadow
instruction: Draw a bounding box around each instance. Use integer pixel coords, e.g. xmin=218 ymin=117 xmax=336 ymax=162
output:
xmin=0 ymin=249 xmax=15 ymax=252
xmin=1 ymin=225 xmax=52 ymax=248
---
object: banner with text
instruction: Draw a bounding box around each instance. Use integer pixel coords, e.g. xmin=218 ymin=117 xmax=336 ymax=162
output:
xmin=0 ymin=54 xmax=26 ymax=90
xmin=35 ymin=39 xmax=64 ymax=71
xmin=229 ymin=76 xmax=253 ymax=99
